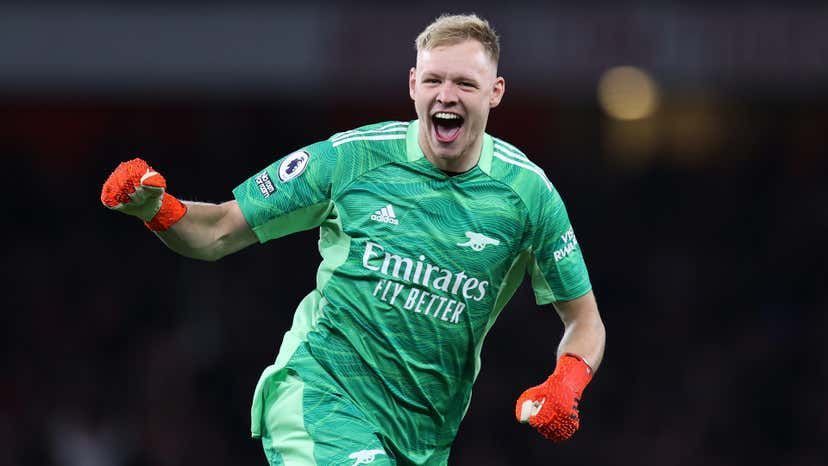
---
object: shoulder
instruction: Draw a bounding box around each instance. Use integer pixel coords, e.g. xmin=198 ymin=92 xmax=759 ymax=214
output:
xmin=488 ymin=136 xmax=556 ymax=202
xmin=487 ymin=137 xmax=573 ymax=234
xmin=322 ymin=121 xmax=410 ymax=190
xmin=327 ymin=120 xmax=410 ymax=149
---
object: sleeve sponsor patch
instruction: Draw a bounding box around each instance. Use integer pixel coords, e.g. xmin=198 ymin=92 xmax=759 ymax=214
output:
xmin=553 ymin=226 xmax=579 ymax=262
xmin=255 ymin=171 xmax=275 ymax=198
xmin=278 ymin=150 xmax=310 ymax=182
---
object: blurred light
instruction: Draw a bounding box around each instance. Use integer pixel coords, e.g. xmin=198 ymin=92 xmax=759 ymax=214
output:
xmin=665 ymin=97 xmax=726 ymax=166
xmin=598 ymin=66 xmax=659 ymax=121
xmin=603 ymin=119 xmax=659 ymax=170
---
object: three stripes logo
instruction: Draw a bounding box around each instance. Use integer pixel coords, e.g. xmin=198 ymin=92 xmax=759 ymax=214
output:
xmin=370 ymin=204 xmax=399 ymax=225
xmin=330 ymin=121 xmax=409 ymax=148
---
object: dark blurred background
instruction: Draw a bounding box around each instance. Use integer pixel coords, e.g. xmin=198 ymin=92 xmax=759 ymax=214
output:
xmin=2 ymin=2 xmax=826 ymax=465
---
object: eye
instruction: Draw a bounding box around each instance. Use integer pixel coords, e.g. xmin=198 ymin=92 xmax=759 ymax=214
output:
xmin=424 ymin=78 xmax=440 ymax=84
xmin=458 ymin=81 xmax=477 ymax=89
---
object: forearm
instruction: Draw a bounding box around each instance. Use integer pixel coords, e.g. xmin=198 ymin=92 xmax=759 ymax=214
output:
xmin=155 ymin=200 xmax=254 ymax=261
xmin=554 ymin=291 xmax=606 ymax=372
xmin=518 ymin=291 xmax=604 ymax=441
xmin=101 ymin=160 xmax=257 ymax=260
xmin=557 ymin=313 xmax=605 ymax=372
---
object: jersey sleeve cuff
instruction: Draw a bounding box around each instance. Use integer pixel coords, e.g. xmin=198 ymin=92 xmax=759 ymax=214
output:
xmin=535 ymin=284 xmax=593 ymax=306
xmin=232 ymin=184 xmax=267 ymax=244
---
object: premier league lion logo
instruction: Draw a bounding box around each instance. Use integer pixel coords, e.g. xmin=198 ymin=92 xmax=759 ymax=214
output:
xmin=278 ymin=150 xmax=310 ymax=182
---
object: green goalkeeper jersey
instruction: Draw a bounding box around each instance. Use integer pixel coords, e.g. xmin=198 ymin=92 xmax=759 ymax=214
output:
xmin=234 ymin=120 xmax=591 ymax=462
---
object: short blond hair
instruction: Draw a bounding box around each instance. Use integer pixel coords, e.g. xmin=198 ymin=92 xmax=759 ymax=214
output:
xmin=415 ymin=14 xmax=500 ymax=64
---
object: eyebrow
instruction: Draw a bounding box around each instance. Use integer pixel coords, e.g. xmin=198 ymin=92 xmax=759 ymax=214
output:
xmin=420 ymin=71 xmax=480 ymax=84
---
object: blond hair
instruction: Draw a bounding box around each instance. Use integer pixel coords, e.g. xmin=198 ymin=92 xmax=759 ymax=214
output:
xmin=415 ymin=14 xmax=500 ymax=64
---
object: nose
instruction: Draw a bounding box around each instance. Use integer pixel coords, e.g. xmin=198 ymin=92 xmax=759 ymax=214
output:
xmin=436 ymin=82 xmax=459 ymax=105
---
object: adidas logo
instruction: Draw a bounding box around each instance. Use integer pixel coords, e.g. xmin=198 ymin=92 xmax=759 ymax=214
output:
xmin=370 ymin=204 xmax=399 ymax=225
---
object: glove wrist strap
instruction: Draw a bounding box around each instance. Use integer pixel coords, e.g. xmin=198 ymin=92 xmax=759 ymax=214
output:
xmin=144 ymin=193 xmax=187 ymax=231
xmin=552 ymin=353 xmax=593 ymax=394
xmin=562 ymin=352 xmax=593 ymax=375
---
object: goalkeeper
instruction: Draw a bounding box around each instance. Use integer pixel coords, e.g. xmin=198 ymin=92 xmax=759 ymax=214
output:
xmin=101 ymin=13 xmax=605 ymax=466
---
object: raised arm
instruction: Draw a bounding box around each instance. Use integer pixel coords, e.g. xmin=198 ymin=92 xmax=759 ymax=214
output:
xmin=155 ymin=200 xmax=257 ymax=261
xmin=101 ymin=158 xmax=257 ymax=261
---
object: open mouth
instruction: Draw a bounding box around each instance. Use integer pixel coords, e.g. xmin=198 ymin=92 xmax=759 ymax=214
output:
xmin=432 ymin=112 xmax=464 ymax=143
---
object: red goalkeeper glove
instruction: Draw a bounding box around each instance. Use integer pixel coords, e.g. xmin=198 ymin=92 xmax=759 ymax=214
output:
xmin=100 ymin=158 xmax=187 ymax=231
xmin=516 ymin=353 xmax=593 ymax=442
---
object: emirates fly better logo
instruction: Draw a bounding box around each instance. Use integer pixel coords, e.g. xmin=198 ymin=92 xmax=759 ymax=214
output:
xmin=362 ymin=240 xmax=491 ymax=325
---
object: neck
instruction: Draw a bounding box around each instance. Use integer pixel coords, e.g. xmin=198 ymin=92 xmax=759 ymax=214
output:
xmin=418 ymin=132 xmax=483 ymax=174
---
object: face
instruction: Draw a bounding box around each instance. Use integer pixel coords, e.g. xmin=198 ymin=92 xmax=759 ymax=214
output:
xmin=409 ymin=40 xmax=505 ymax=171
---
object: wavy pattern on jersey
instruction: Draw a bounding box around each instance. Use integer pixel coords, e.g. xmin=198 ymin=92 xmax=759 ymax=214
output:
xmin=486 ymin=141 xmax=591 ymax=303
xmin=234 ymin=121 xmax=590 ymax=463
xmin=318 ymin=155 xmax=532 ymax=457
xmin=492 ymin=139 xmax=552 ymax=191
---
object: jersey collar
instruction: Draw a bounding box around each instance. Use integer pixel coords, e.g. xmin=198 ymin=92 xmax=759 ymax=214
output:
xmin=406 ymin=120 xmax=493 ymax=176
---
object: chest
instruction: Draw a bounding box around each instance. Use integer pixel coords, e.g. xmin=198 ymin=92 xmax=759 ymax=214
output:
xmin=333 ymin=164 xmax=527 ymax=280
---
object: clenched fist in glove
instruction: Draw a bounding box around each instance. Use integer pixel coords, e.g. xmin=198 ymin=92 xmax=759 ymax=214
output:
xmin=516 ymin=353 xmax=593 ymax=442
xmin=101 ymin=158 xmax=187 ymax=231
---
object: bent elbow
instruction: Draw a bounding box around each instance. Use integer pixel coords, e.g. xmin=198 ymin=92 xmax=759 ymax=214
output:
xmin=171 ymin=241 xmax=225 ymax=262
xmin=595 ymin=312 xmax=606 ymax=331
xmin=199 ymin=251 xmax=223 ymax=262
xmin=178 ymin=249 xmax=222 ymax=262
xmin=200 ymin=243 xmax=228 ymax=262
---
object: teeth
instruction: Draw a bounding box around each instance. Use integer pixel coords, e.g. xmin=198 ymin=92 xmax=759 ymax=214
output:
xmin=434 ymin=112 xmax=461 ymax=120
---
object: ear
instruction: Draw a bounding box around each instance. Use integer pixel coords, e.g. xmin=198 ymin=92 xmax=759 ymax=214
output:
xmin=409 ymin=67 xmax=417 ymax=101
xmin=490 ymin=76 xmax=506 ymax=108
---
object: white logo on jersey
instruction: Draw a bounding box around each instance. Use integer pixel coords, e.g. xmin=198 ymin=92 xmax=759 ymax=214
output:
xmin=254 ymin=171 xmax=275 ymax=198
xmin=363 ymin=241 xmax=490 ymax=305
xmin=553 ymin=227 xmax=579 ymax=262
xmin=278 ymin=150 xmax=310 ymax=182
xmin=370 ymin=204 xmax=399 ymax=225
xmin=348 ymin=449 xmax=386 ymax=465
xmin=457 ymin=231 xmax=500 ymax=251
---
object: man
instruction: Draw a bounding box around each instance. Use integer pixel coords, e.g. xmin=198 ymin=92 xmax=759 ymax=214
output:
xmin=101 ymin=14 xmax=605 ymax=466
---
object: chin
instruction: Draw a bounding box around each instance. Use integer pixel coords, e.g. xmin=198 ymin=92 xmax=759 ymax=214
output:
xmin=431 ymin=146 xmax=463 ymax=161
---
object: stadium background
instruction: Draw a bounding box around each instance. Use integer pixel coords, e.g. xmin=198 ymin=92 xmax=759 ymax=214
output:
xmin=2 ymin=2 xmax=826 ymax=465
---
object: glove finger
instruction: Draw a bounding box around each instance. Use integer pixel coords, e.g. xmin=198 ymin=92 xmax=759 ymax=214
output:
xmin=129 ymin=182 xmax=164 ymax=204
xmin=113 ymin=184 xmax=164 ymax=220
xmin=101 ymin=158 xmax=151 ymax=206
xmin=101 ymin=183 xmax=127 ymax=208
xmin=140 ymin=169 xmax=167 ymax=189
xmin=119 ymin=158 xmax=151 ymax=189
xmin=101 ymin=178 xmax=137 ymax=207
xmin=104 ymin=201 xmax=125 ymax=211
xmin=517 ymin=398 xmax=545 ymax=423
xmin=537 ymin=416 xmax=579 ymax=442
xmin=515 ymin=385 xmax=545 ymax=422
xmin=530 ymin=401 xmax=580 ymax=441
